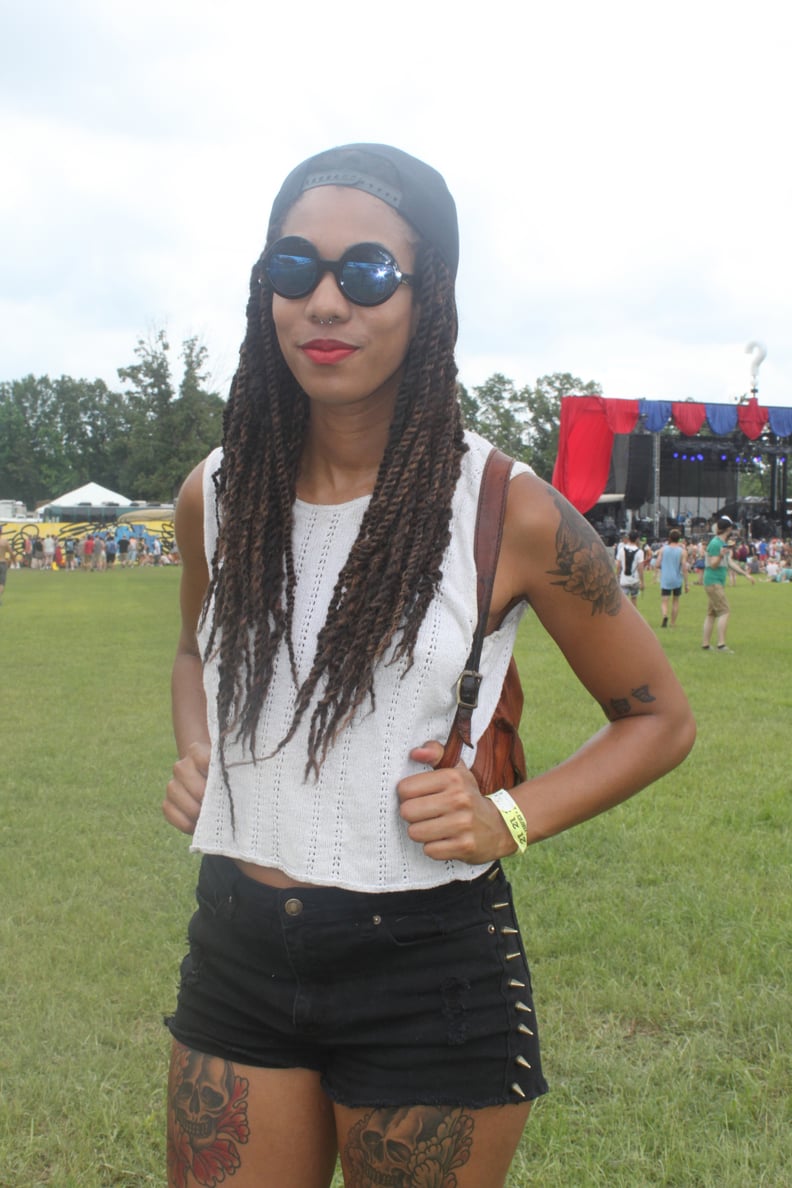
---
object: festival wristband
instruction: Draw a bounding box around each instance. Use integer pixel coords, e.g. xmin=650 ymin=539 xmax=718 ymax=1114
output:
xmin=488 ymin=788 xmax=529 ymax=853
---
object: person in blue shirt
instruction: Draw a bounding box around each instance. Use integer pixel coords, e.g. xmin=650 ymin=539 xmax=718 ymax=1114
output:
xmin=657 ymin=529 xmax=688 ymax=627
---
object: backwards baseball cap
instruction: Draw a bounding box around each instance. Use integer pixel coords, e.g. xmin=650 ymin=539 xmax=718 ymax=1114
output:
xmin=267 ymin=144 xmax=459 ymax=280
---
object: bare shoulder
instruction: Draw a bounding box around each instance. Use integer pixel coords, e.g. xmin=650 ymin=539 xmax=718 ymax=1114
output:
xmin=174 ymin=460 xmax=212 ymax=634
xmin=502 ymin=470 xmax=621 ymax=616
xmin=174 ymin=459 xmax=207 ymax=565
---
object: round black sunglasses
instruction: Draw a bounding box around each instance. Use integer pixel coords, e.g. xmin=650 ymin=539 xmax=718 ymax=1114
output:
xmin=263 ymin=236 xmax=414 ymax=307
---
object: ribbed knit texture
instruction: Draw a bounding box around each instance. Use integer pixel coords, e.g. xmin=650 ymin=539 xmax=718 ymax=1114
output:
xmin=192 ymin=432 xmax=532 ymax=890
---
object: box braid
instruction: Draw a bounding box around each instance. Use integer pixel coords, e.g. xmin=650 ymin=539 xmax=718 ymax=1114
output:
xmin=202 ymin=240 xmax=466 ymax=799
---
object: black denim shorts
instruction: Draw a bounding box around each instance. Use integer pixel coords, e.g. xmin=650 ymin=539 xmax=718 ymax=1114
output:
xmin=166 ymin=855 xmax=548 ymax=1109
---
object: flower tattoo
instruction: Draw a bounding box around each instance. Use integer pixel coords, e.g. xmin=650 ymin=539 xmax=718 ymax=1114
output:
xmin=547 ymin=492 xmax=622 ymax=616
xmin=345 ymin=1105 xmax=474 ymax=1188
xmin=168 ymin=1046 xmax=250 ymax=1187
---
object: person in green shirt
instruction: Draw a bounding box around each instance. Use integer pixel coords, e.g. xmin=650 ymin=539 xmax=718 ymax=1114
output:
xmin=702 ymin=516 xmax=755 ymax=652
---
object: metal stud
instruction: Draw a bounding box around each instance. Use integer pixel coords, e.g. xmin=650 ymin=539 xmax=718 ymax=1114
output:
xmin=500 ymin=926 xmax=519 ymax=935
xmin=492 ymin=901 xmax=509 ymax=910
xmin=518 ymin=1023 xmax=535 ymax=1036
xmin=516 ymin=1001 xmax=533 ymax=1013
xmin=515 ymin=1055 xmax=532 ymax=1070
xmin=505 ymin=951 xmax=521 ymax=961
xmin=487 ymin=867 xmax=500 ymax=882
xmin=508 ymin=979 xmax=526 ymax=989
xmin=510 ymin=1082 xmax=526 ymax=1099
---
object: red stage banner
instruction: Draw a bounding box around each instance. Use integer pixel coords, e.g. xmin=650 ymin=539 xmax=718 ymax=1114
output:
xmin=671 ymin=402 xmax=707 ymax=436
xmin=604 ymin=399 xmax=640 ymax=434
xmin=552 ymin=397 xmax=615 ymax=513
xmin=736 ymin=397 xmax=769 ymax=440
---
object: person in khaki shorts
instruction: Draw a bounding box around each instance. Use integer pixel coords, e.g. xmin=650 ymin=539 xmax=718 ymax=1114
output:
xmin=702 ymin=516 xmax=755 ymax=653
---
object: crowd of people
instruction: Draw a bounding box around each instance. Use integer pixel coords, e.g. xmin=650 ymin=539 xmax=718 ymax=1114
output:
xmin=1 ymin=529 xmax=178 ymax=570
xmin=611 ymin=520 xmax=790 ymax=652
xmin=618 ymin=528 xmax=792 ymax=588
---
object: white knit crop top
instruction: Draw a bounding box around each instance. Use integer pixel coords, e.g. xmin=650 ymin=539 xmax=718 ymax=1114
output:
xmin=191 ymin=431 xmax=532 ymax=891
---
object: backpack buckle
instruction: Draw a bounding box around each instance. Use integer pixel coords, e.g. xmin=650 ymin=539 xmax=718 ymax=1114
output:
xmin=456 ymin=669 xmax=482 ymax=710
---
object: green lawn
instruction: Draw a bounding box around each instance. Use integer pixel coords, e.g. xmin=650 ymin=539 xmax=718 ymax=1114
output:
xmin=0 ymin=568 xmax=789 ymax=1186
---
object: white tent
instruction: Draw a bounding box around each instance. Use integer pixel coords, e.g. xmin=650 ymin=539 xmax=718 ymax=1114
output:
xmin=44 ymin=482 xmax=133 ymax=509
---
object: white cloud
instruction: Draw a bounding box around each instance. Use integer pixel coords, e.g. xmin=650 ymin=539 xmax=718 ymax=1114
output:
xmin=2 ymin=0 xmax=790 ymax=405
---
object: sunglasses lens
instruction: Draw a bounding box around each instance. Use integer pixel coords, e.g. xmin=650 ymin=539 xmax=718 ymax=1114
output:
xmin=264 ymin=239 xmax=407 ymax=306
xmin=265 ymin=238 xmax=318 ymax=298
xmin=340 ymin=246 xmax=401 ymax=306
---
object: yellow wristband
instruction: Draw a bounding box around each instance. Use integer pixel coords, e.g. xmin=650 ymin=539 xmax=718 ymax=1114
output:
xmin=488 ymin=788 xmax=529 ymax=853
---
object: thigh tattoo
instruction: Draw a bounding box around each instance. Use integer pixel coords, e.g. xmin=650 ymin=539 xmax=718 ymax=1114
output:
xmin=168 ymin=1045 xmax=250 ymax=1187
xmin=344 ymin=1105 xmax=474 ymax=1187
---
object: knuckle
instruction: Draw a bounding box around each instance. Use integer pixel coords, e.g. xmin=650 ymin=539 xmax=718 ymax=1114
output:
xmin=448 ymin=779 xmax=472 ymax=807
xmin=458 ymin=832 xmax=477 ymax=859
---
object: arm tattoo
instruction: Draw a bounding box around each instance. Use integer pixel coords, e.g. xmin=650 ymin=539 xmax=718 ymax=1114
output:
xmin=602 ymin=685 xmax=657 ymax=720
xmin=344 ymin=1105 xmax=474 ymax=1188
xmin=168 ymin=1045 xmax=250 ymax=1187
xmin=546 ymin=492 xmax=622 ymax=615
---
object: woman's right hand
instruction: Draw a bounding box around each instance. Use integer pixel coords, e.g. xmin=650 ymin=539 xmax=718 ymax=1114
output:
xmin=163 ymin=741 xmax=210 ymax=835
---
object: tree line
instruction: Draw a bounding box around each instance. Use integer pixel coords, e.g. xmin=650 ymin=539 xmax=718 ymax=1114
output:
xmin=0 ymin=329 xmax=600 ymax=507
xmin=459 ymin=371 xmax=601 ymax=480
xmin=0 ymin=332 xmax=224 ymax=508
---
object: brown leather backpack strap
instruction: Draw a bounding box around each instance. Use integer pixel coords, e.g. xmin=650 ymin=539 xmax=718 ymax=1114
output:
xmin=440 ymin=448 xmax=513 ymax=764
xmin=471 ymin=447 xmax=514 ymax=671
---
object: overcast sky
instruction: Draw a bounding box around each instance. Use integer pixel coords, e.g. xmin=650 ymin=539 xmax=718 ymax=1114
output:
xmin=3 ymin=0 xmax=791 ymax=407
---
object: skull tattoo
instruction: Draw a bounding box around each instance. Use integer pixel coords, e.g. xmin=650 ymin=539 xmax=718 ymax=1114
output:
xmin=174 ymin=1052 xmax=235 ymax=1149
xmin=345 ymin=1105 xmax=474 ymax=1187
xmin=168 ymin=1045 xmax=250 ymax=1188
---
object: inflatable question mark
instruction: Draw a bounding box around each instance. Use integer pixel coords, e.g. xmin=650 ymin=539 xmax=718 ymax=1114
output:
xmin=745 ymin=341 xmax=767 ymax=383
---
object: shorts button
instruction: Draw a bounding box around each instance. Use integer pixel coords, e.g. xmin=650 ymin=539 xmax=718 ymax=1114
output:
xmin=284 ymin=897 xmax=303 ymax=916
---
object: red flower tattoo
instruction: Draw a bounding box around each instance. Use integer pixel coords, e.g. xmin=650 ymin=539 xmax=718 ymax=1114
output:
xmin=168 ymin=1047 xmax=250 ymax=1187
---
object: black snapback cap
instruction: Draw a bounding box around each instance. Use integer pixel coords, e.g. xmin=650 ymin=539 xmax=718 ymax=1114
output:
xmin=267 ymin=144 xmax=459 ymax=280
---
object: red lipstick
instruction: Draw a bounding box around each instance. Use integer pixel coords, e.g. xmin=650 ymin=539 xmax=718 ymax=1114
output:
xmin=300 ymin=338 xmax=359 ymax=365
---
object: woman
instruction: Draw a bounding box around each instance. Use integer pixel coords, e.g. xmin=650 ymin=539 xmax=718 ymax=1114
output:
xmin=163 ymin=144 xmax=695 ymax=1188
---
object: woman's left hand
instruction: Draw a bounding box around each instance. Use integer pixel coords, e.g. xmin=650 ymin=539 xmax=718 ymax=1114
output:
xmin=397 ymin=741 xmax=518 ymax=863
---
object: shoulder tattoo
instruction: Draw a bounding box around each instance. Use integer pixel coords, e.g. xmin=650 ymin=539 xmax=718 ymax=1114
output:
xmin=546 ymin=492 xmax=622 ymax=615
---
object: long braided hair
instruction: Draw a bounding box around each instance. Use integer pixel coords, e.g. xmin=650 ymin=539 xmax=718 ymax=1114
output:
xmin=202 ymin=229 xmax=466 ymax=802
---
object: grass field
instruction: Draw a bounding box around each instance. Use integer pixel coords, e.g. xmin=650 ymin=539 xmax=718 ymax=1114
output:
xmin=0 ymin=567 xmax=789 ymax=1186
